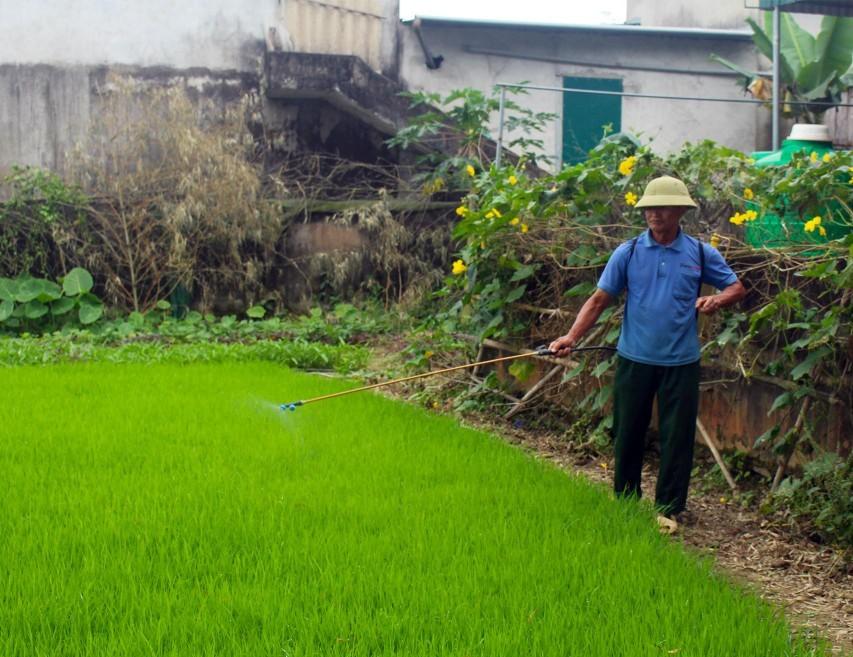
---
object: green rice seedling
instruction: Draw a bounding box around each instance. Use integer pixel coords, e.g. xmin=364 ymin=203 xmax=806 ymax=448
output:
xmin=0 ymin=363 xmax=828 ymax=656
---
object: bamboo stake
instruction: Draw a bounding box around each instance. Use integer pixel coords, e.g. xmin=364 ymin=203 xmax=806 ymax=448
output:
xmin=696 ymin=418 xmax=738 ymax=494
xmin=770 ymin=397 xmax=812 ymax=492
xmin=504 ymin=365 xmax=565 ymax=419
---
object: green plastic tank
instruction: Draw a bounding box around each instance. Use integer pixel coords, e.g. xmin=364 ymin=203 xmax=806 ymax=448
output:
xmin=745 ymin=124 xmax=843 ymax=249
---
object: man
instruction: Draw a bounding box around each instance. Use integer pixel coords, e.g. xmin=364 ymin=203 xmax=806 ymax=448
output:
xmin=549 ymin=175 xmax=746 ymax=522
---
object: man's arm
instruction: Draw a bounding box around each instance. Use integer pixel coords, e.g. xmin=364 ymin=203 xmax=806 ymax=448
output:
xmin=695 ymin=280 xmax=747 ymax=315
xmin=549 ymin=288 xmax=614 ymax=357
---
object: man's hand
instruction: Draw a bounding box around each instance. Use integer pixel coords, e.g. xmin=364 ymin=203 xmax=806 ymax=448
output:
xmin=695 ymin=295 xmax=722 ymax=315
xmin=548 ymin=335 xmax=577 ymax=357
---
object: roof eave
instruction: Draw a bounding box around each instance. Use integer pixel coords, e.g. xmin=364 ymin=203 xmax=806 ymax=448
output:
xmin=403 ymin=16 xmax=754 ymax=41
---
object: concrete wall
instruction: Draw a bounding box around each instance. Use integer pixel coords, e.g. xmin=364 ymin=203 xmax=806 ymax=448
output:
xmin=0 ymin=65 xmax=258 ymax=176
xmin=0 ymin=0 xmax=276 ymax=71
xmin=399 ymin=23 xmax=770 ymax=163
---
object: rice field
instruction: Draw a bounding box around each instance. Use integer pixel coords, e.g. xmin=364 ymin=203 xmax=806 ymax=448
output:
xmin=0 ymin=362 xmax=824 ymax=656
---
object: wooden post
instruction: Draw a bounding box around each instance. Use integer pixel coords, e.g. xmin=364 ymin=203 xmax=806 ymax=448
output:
xmin=696 ymin=418 xmax=738 ymax=494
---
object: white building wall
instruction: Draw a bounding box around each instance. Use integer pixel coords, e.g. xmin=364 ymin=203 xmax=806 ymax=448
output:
xmin=399 ymin=23 xmax=771 ymax=163
xmin=627 ymin=0 xmax=755 ymax=29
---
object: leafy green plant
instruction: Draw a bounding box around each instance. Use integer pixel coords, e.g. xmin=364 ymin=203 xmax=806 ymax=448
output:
xmin=0 ymin=267 xmax=103 ymax=332
xmin=771 ymin=453 xmax=852 ymax=547
xmin=711 ymin=14 xmax=853 ymax=122
xmin=0 ymin=166 xmax=89 ymax=278
xmin=387 ymin=86 xmax=556 ymax=190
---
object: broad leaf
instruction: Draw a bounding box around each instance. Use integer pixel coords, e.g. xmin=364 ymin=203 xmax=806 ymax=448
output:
xmin=128 ymin=311 xmax=146 ymax=328
xmin=0 ymin=299 xmax=13 ymax=321
xmin=779 ymin=13 xmax=816 ymax=72
xmin=752 ymin=17 xmax=796 ymax=84
xmin=768 ymin=391 xmax=794 ymax=415
xmin=78 ymin=301 xmax=103 ymax=325
xmin=50 ymin=297 xmax=76 ymax=316
xmin=510 ymin=265 xmax=536 ymax=282
xmin=36 ymin=280 xmax=62 ymax=302
xmin=708 ymin=53 xmax=761 ymax=86
xmin=0 ymin=278 xmax=18 ymax=302
xmin=247 ymin=305 xmax=266 ymax=319
xmin=814 ymin=16 xmax=853 ymax=83
xmin=797 ymin=65 xmax=836 ymax=100
xmin=790 ymin=346 xmax=831 ymax=380
xmin=24 ymin=300 xmax=49 ymax=319
xmin=504 ymin=284 xmax=527 ymax=304
xmin=15 ymin=278 xmax=44 ymax=303
xmin=62 ymin=267 xmax=94 ymax=296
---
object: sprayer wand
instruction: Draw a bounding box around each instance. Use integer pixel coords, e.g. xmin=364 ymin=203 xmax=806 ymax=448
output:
xmin=279 ymin=345 xmax=616 ymax=411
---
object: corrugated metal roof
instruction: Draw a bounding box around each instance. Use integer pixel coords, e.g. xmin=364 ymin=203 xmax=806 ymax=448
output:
xmin=758 ymin=0 xmax=853 ymax=15
xmin=405 ymin=16 xmax=753 ymax=40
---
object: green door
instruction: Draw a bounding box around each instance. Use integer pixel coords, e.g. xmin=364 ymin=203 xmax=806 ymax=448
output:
xmin=562 ymin=76 xmax=623 ymax=165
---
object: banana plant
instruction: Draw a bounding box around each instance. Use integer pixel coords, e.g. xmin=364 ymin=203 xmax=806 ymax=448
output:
xmin=711 ymin=14 xmax=853 ymax=123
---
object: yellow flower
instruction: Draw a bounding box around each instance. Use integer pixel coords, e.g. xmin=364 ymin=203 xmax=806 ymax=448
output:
xmin=819 ymin=226 xmax=827 ymax=237
xmin=720 ymin=497 xmax=727 ymax=504
xmin=451 ymin=259 xmax=467 ymax=275
xmin=618 ymin=156 xmax=637 ymax=176
xmin=822 ymin=152 xmax=832 ymax=163
xmin=510 ymin=217 xmax=520 ymax=226
xmin=745 ymin=209 xmax=758 ymax=221
xmin=729 ymin=213 xmax=745 ymax=226
xmin=508 ymin=174 xmax=518 ymax=185
xmin=625 ymin=191 xmax=638 ymax=206
xmin=432 ymin=401 xmax=440 ymax=409
xmin=804 ymin=216 xmax=821 ymax=233
xmin=480 ymin=241 xmax=486 ymax=249
xmin=466 ymin=164 xmax=476 ymax=177
xmin=424 ymin=350 xmax=434 ymax=359
xmin=485 ymin=210 xmax=495 ymax=220
xmin=710 ymin=233 xmax=721 ymax=248
xmin=743 ymin=187 xmax=754 ymax=200
xmin=455 ymin=205 xmax=468 ymax=217
xmin=520 ymin=223 xmax=529 ymax=233
xmin=492 ymin=208 xmax=502 ymax=219
xmin=810 ymin=151 xmax=818 ymax=163
xmin=433 ymin=177 xmax=444 ymax=190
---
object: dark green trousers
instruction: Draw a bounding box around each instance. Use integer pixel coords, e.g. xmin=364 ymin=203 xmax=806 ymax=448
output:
xmin=612 ymin=356 xmax=700 ymax=515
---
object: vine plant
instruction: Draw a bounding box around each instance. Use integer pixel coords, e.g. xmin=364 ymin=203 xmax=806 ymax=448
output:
xmin=395 ymin=88 xmax=852 ymax=511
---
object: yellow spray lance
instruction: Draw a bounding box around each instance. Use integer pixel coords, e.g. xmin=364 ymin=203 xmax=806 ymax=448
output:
xmin=279 ymin=345 xmax=616 ymax=411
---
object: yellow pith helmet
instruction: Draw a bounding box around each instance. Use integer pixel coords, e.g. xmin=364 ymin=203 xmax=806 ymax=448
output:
xmin=635 ymin=176 xmax=697 ymax=208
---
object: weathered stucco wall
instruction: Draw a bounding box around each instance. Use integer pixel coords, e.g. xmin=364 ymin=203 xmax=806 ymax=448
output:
xmin=399 ymin=22 xmax=770 ymax=164
xmin=0 ymin=0 xmax=275 ymax=70
xmin=0 ymin=65 xmax=258 ymax=176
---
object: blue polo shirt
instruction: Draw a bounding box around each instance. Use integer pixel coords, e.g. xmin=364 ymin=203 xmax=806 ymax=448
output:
xmin=597 ymin=230 xmax=738 ymax=366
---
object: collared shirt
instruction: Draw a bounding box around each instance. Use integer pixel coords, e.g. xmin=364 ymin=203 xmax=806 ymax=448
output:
xmin=597 ymin=229 xmax=738 ymax=366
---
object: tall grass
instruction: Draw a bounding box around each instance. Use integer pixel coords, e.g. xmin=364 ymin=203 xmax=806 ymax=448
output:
xmin=0 ymin=363 xmax=825 ymax=656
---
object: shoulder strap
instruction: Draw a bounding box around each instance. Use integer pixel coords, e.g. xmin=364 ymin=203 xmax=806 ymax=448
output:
xmin=625 ymin=234 xmax=639 ymax=266
xmin=697 ymin=238 xmax=705 ymax=297
xmin=624 ymin=235 xmax=639 ymax=292
xmin=695 ymin=238 xmax=706 ymax=319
